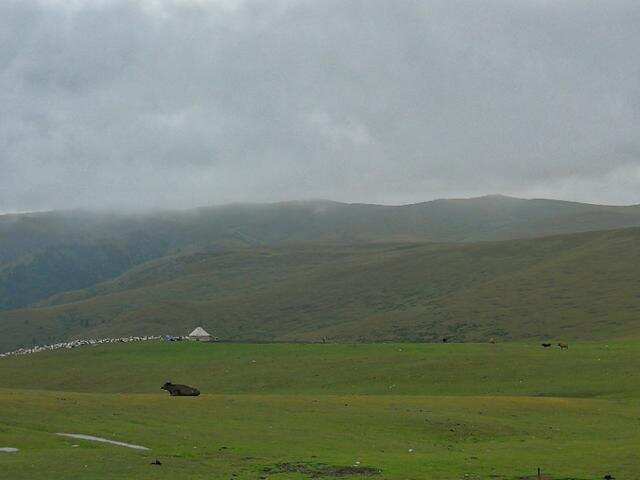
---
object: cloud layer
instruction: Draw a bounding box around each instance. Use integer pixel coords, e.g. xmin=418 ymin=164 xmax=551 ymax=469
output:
xmin=1 ymin=0 xmax=639 ymax=211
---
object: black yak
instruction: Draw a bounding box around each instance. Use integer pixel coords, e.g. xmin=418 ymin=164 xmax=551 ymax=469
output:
xmin=541 ymin=343 xmax=552 ymax=348
xmin=161 ymin=381 xmax=200 ymax=396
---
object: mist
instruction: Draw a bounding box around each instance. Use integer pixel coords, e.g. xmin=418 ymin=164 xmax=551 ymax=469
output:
xmin=1 ymin=0 xmax=639 ymax=213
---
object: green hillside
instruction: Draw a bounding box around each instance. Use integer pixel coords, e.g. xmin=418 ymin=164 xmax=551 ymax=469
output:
xmin=2 ymin=226 xmax=640 ymax=351
xmin=0 ymin=240 xmax=169 ymax=310
xmin=4 ymin=197 xmax=640 ymax=263
xmin=2 ymin=195 xmax=640 ymax=314
xmin=1 ymin=341 xmax=638 ymax=479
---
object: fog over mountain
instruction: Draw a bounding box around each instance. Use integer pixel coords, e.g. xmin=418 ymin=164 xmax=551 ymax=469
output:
xmin=1 ymin=0 xmax=639 ymax=213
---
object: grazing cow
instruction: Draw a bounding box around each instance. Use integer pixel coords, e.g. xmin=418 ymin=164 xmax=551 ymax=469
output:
xmin=557 ymin=342 xmax=569 ymax=350
xmin=541 ymin=343 xmax=552 ymax=348
xmin=161 ymin=381 xmax=200 ymax=396
xmin=489 ymin=337 xmax=496 ymax=344
xmin=442 ymin=337 xmax=448 ymax=343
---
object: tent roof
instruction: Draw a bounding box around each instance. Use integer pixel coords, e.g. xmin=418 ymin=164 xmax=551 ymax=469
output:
xmin=189 ymin=327 xmax=211 ymax=337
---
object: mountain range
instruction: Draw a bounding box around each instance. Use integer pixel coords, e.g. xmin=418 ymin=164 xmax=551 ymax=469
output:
xmin=2 ymin=194 xmax=640 ymax=350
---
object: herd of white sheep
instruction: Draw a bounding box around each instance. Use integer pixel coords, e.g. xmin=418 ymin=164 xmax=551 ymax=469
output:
xmin=0 ymin=335 xmax=162 ymax=358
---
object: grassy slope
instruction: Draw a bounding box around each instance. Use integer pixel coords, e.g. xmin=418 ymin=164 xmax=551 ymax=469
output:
xmin=2 ymin=195 xmax=640 ymax=312
xmin=4 ymin=197 xmax=640 ymax=262
xmin=324 ymin=227 xmax=640 ymax=342
xmin=0 ymin=240 xmax=170 ymax=310
xmin=0 ymin=341 xmax=639 ymax=479
xmin=3 ymin=227 xmax=640 ymax=350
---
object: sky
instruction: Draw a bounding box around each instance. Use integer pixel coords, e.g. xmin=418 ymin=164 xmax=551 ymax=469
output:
xmin=1 ymin=0 xmax=639 ymax=212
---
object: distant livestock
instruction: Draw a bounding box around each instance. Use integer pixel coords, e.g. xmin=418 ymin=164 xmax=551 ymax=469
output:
xmin=0 ymin=336 xmax=161 ymax=359
xmin=541 ymin=343 xmax=552 ymax=348
xmin=164 ymin=335 xmax=184 ymax=342
xmin=161 ymin=382 xmax=200 ymax=397
xmin=442 ymin=338 xmax=448 ymax=343
xmin=557 ymin=342 xmax=569 ymax=350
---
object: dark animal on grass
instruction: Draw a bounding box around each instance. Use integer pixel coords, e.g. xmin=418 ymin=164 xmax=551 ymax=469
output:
xmin=603 ymin=475 xmax=615 ymax=480
xmin=442 ymin=337 xmax=448 ymax=343
xmin=557 ymin=342 xmax=569 ymax=350
xmin=541 ymin=343 xmax=552 ymax=348
xmin=161 ymin=381 xmax=200 ymax=396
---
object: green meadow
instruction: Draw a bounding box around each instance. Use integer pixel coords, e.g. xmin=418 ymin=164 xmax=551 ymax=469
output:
xmin=1 ymin=341 xmax=638 ymax=479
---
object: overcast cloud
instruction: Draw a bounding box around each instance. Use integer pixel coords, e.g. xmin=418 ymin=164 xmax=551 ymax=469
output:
xmin=1 ymin=0 xmax=639 ymax=212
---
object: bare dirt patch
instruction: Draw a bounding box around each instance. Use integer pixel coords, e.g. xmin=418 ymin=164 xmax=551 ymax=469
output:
xmin=519 ymin=476 xmax=591 ymax=480
xmin=264 ymin=462 xmax=381 ymax=478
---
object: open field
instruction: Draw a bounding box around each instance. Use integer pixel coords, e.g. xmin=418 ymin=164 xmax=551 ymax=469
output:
xmin=1 ymin=341 xmax=638 ymax=479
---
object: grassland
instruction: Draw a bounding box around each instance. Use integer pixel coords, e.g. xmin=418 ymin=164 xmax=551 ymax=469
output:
xmin=1 ymin=341 xmax=639 ymax=479
xmin=3 ymin=226 xmax=640 ymax=351
xmin=3 ymin=194 xmax=640 ymax=315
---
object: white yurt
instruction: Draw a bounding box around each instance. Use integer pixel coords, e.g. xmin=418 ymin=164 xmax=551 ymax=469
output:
xmin=187 ymin=327 xmax=212 ymax=342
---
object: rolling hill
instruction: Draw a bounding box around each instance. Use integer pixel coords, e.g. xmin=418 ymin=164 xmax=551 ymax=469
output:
xmin=2 ymin=194 xmax=640 ymax=315
xmin=2 ymin=224 xmax=640 ymax=351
